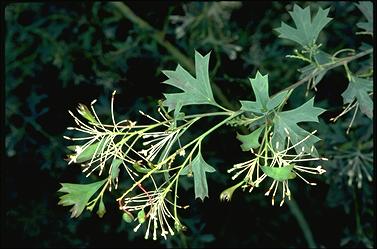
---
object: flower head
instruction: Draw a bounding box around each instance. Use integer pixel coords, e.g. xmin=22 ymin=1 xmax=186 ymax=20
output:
xmin=120 ymin=187 xmax=187 ymax=240
xmin=228 ymin=129 xmax=327 ymax=206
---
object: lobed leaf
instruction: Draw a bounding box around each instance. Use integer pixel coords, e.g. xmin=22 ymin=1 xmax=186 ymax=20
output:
xmin=341 ymin=76 xmax=373 ymax=119
xmin=58 ymin=179 xmax=107 ymax=218
xmin=237 ymin=125 xmax=265 ymax=151
xmin=275 ymin=4 xmax=332 ymax=47
xmin=240 ymin=71 xmax=289 ymax=114
xmin=181 ymin=151 xmax=216 ymax=201
xmin=162 ymin=51 xmax=217 ymax=112
xmin=355 ymin=2 xmax=373 ymax=33
xmin=272 ymin=98 xmax=325 ymax=156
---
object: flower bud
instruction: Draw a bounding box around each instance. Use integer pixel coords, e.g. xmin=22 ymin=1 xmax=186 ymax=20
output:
xmin=77 ymin=103 xmax=97 ymax=123
xmin=137 ymin=209 xmax=146 ymax=224
xmin=219 ymin=181 xmax=244 ymax=202
xmin=174 ymin=221 xmax=187 ymax=232
xmin=122 ymin=212 xmax=134 ymax=223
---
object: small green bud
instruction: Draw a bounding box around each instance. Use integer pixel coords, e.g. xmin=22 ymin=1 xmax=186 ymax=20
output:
xmin=137 ymin=209 xmax=146 ymax=224
xmin=122 ymin=212 xmax=134 ymax=223
xmin=77 ymin=103 xmax=97 ymax=123
xmin=174 ymin=221 xmax=187 ymax=232
xmin=96 ymin=199 xmax=106 ymax=218
xmin=219 ymin=180 xmax=244 ymax=202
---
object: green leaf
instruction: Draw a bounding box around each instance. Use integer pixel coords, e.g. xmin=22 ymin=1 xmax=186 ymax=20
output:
xmin=261 ymin=165 xmax=296 ymax=181
xmin=240 ymin=71 xmax=289 ymax=114
xmin=267 ymin=91 xmax=290 ymax=111
xmin=355 ymin=2 xmax=373 ymax=33
xmin=96 ymin=198 xmax=106 ymax=218
xmin=58 ymin=179 xmax=107 ymax=218
xmin=275 ymin=4 xmax=332 ymax=47
xmin=341 ymin=76 xmax=373 ymax=119
xmin=162 ymin=51 xmax=217 ymax=112
xmin=70 ymin=140 xmax=107 ymax=164
xmin=237 ymin=125 xmax=265 ymax=151
xmin=179 ymin=164 xmax=192 ymax=176
xmin=272 ymin=98 xmax=325 ymax=156
xmin=190 ymin=151 xmax=216 ymax=201
xmin=66 ymin=145 xmax=77 ymax=151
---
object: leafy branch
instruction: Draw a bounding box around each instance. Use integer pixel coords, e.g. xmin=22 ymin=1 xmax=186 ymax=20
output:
xmin=56 ymin=3 xmax=373 ymax=247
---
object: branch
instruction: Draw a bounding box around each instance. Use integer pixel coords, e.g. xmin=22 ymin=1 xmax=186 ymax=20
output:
xmin=110 ymin=6 xmax=356 ymax=247
xmin=273 ymin=48 xmax=373 ymax=97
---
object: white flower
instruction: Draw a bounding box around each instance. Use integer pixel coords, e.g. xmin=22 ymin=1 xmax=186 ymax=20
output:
xmin=228 ymin=129 xmax=327 ymax=206
xmin=139 ymin=130 xmax=180 ymax=162
xmin=120 ymin=188 xmax=183 ymax=240
xmin=64 ymin=95 xmax=141 ymax=178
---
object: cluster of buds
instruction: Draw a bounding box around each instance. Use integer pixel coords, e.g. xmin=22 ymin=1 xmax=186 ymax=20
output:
xmin=223 ymin=129 xmax=327 ymax=206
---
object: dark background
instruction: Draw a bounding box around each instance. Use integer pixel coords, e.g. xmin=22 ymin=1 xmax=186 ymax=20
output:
xmin=3 ymin=1 xmax=374 ymax=248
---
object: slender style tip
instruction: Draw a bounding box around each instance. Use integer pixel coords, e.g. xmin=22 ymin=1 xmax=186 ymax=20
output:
xmin=279 ymin=199 xmax=285 ymax=207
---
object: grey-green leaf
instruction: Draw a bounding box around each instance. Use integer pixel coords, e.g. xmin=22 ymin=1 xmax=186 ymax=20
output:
xmin=261 ymin=165 xmax=297 ymax=181
xmin=341 ymin=76 xmax=373 ymax=119
xmin=162 ymin=51 xmax=217 ymax=112
xmin=237 ymin=125 xmax=265 ymax=151
xmin=72 ymin=140 xmax=107 ymax=164
xmin=355 ymin=2 xmax=373 ymax=33
xmin=267 ymin=90 xmax=289 ymax=110
xmin=58 ymin=179 xmax=107 ymax=218
xmin=240 ymin=71 xmax=287 ymax=114
xmin=272 ymin=98 xmax=325 ymax=156
xmin=275 ymin=4 xmax=332 ymax=47
xmin=191 ymin=151 xmax=216 ymax=201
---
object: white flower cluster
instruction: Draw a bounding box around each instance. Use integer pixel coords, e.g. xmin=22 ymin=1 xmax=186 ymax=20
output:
xmin=228 ymin=129 xmax=327 ymax=206
xmin=120 ymin=188 xmax=185 ymax=240
xmin=63 ymin=91 xmax=180 ymax=182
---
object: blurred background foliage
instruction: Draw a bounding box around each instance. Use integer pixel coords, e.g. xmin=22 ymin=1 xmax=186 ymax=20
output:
xmin=3 ymin=1 xmax=374 ymax=248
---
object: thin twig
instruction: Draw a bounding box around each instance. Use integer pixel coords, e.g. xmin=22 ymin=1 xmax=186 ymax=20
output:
xmin=272 ymin=48 xmax=373 ymax=98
